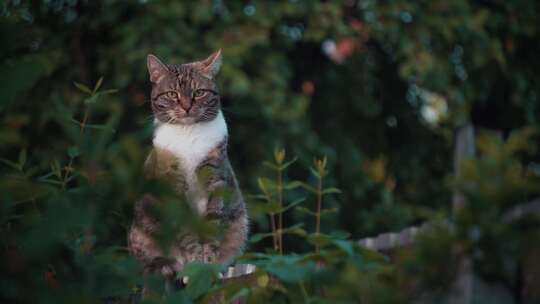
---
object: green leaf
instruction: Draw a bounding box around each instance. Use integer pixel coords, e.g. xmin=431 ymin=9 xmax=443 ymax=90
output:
xmin=279 ymin=157 xmax=297 ymax=170
xmin=273 ymin=148 xmax=286 ymax=165
xmin=249 ymin=223 xmax=307 ymax=243
xmin=294 ymin=181 xmax=317 ymax=193
xmin=100 ymin=89 xmax=119 ymax=95
xmin=280 ymin=223 xmax=307 ymax=237
xmin=69 ymin=118 xmax=81 ymax=126
xmin=262 ymin=161 xmax=278 ymax=170
xmin=256 ymin=255 xmax=316 ymax=284
xmin=296 ymin=206 xmax=317 ymax=216
xmin=333 ymin=239 xmax=355 ymax=256
xmin=278 ymin=198 xmax=306 ymax=213
xmin=38 ymin=171 xmax=57 ymax=181
xmin=83 ymin=124 xmax=116 ymax=131
xmin=1 ymin=158 xmax=21 ymax=171
xmin=309 ymin=167 xmax=320 ymax=178
xmin=322 ymin=187 xmax=341 ymax=195
xmin=284 ymin=180 xmax=304 ymax=190
xmin=256 ymin=201 xmax=281 ymax=214
xmin=248 ymin=194 xmax=268 ymax=200
xmin=306 ymin=233 xmax=332 ymax=247
xmin=328 ymin=231 xmax=351 ymax=239
xmin=39 ymin=179 xmax=64 ymax=186
xmin=93 ymin=76 xmax=104 ymax=93
xmin=320 ymin=207 xmax=338 ymax=216
xmin=84 ymin=94 xmax=100 ymax=104
xmin=249 ymin=232 xmax=275 ymax=243
xmin=74 ymin=82 xmax=92 ymax=94
xmin=67 ymin=146 xmax=80 ymax=159
xmin=50 ymin=160 xmax=62 ymax=178
xmin=18 ymin=149 xmax=27 ymax=168
xmin=257 ymin=177 xmax=270 ymax=195
xmin=313 ymin=157 xmax=328 ymax=176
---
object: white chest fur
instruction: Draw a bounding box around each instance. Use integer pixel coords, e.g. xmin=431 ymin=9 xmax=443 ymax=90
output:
xmin=152 ymin=111 xmax=228 ymax=214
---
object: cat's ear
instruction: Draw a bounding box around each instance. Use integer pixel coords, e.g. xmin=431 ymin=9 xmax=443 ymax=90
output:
xmin=147 ymin=54 xmax=169 ymax=83
xmin=197 ymin=49 xmax=222 ymax=79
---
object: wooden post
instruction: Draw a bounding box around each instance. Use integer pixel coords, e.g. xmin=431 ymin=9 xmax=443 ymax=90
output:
xmin=448 ymin=125 xmax=517 ymax=304
xmin=452 ymin=124 xmax=475 ymax=210
xmin=448 ymin=124 xmax=476 ymax=304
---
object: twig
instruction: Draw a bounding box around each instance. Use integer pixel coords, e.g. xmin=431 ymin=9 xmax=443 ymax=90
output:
xmin=315 ymin=175 xmax=322 ymax=254
xmin=277 ymin=167 xmax=283 ymax=255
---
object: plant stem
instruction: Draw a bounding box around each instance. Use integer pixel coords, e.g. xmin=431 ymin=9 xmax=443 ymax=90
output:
xmin=61 ymin=158 xmax=74 ymax=190
xmin=315 ymin=175 xmax=322 ymax=254
xmin=269 ymin=212 xmax=278 ymax=251
xmin=263 ymin=190 xmax=278 ymax=252
xmin=277 ymin=167 xmax=283 ymax=255
xmin=299 ymin=281 xmax=309 ymax=303
xmin=80 ymin=108 xmax=90 ymax=134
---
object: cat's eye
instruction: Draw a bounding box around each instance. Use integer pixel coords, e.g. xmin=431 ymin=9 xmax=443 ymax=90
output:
xmin=166 ymin=91 xmax=177 ymax=99
xmin=193 ymin=89 xmax=206 ymax=98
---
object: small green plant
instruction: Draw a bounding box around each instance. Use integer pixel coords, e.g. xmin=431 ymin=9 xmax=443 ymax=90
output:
xmin=297 ymin=157 xmax=341 ymax=254
xmin=253 ymin=148 xmax=303 ymax=254
xmin=73 ymin=77 xmax=118 ymax=133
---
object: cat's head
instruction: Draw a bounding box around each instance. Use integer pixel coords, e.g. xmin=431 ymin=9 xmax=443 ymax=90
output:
xmin=146 ymin=50 xmax=222 ymax=125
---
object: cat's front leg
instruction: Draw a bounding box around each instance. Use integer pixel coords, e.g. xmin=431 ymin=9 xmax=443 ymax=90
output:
xmin=196 ymin=138 xmax=228 ymax=218
xmin=205 ymin=178 xmax=227 ymax=219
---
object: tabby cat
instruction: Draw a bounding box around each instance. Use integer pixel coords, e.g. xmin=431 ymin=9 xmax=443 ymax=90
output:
xmin=127 ymin=50 xmax=248 ymax=284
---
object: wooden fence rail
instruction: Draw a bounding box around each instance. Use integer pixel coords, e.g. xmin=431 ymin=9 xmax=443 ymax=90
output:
xmin=357 ymin=197 xmax=540 ymax=252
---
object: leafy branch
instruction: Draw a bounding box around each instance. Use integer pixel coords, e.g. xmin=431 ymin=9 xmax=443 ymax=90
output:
xmin=73 ymin=76 xmax=118 ymax=134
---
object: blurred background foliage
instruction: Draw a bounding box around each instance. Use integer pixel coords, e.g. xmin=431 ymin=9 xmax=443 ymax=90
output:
xmin=1 ymin=0 xmax=540 ymax=303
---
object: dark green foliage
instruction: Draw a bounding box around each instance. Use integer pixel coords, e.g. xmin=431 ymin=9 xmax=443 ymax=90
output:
xmin=1 ymin=0 xmax=540 ymax=303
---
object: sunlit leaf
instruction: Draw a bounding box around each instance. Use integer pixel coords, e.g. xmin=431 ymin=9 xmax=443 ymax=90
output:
xmin=74 ymin=81 xmax=92 ymax=94
xmin=273 ymin=148 xmax=286 ymax=165
xmin=322 ymin=187 xmax=341 ymax=195
xmin=101 ymin=89 xmax=119 ymax=95
xmin=280 ymin=157 xmax=297 ymax=170
xmin=93 ymin=76 xmax=104 ymax=93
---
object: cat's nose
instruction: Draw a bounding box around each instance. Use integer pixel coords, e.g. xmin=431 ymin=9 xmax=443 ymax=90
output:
xmin=179 ymin=99 xmax=193 ymax=113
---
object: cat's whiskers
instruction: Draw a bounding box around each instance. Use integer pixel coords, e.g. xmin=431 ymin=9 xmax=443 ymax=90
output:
xmin=166 ymin=116 xmax=176 ymax=124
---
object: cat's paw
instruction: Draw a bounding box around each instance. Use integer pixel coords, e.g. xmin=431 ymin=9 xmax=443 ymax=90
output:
xmin=160 ymin=264 xmax=175 ymax=277
xmin=202 ymin=242 xmax=219 ymax=263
